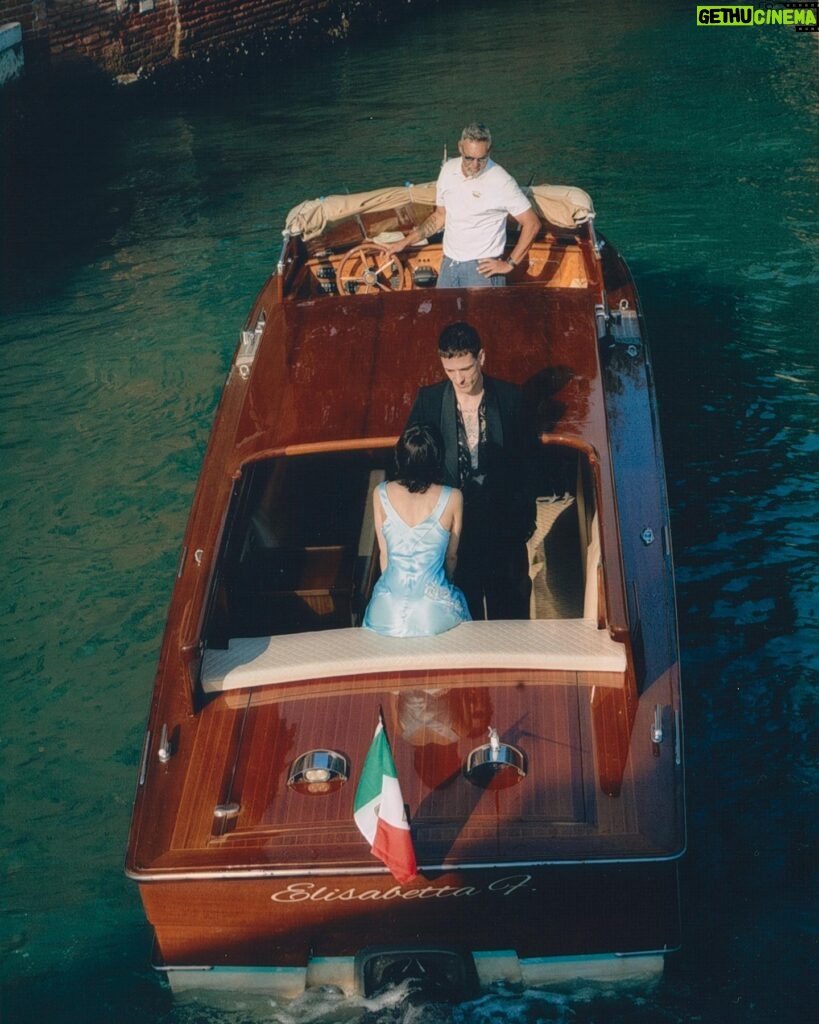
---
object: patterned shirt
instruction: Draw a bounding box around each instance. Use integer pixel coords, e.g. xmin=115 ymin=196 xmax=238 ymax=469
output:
xmin=456 ymin=398 xmax=487 ymax=495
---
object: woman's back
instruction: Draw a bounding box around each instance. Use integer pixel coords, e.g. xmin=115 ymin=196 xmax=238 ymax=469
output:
xmin=378 ymin=483 xmax=453 ymax=593
xmin=363 ymin=481 xmax=471 ymax=637
xmin=381 ymin=481 xmax=452 ymax=528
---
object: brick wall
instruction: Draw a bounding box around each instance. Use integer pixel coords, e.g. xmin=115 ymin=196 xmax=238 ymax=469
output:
xmin=0 ymin=0 xmax=434 ymax=80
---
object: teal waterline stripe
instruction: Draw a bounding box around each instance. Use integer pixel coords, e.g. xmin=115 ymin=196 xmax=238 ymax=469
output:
xmin=196 ymin=956 xmax=356 ymax=973
xmin=520 ymin=952 xmax=662 ymax=964
xmin=193 ymin=965 xmax=305 ymax=975
xmin=190 ymin=950 xmax=662 ymax=974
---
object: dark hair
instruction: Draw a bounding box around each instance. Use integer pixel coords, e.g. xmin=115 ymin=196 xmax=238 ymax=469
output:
xmin=393 ymin=423 xmax=445 ymax=493
xmin=438 ymin=321 xmax=482 ymax=359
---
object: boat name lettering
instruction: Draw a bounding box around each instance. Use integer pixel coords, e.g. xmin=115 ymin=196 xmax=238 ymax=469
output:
xmin=269 ymin=874 xmax=533 ymax=904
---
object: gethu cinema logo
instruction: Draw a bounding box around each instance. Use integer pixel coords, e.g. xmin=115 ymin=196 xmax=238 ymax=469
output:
xmin=697 ymin=4 xmax=818 ymax=26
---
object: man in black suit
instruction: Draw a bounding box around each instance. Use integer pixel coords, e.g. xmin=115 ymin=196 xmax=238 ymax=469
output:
xmin=406 ymin=322 xmax=534 ymax=620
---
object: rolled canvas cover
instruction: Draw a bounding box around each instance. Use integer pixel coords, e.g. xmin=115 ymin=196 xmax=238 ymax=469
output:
xmin=527 ymin=184 xmax=595 ymax=229
xmin=284 ymin=183 xmax=594 ymax=240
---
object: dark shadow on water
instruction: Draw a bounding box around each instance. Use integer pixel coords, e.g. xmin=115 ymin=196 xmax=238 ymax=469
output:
xmin=0 ymin=62 xmax=130 ymax=309
xmin=627 ymin=264 xmax=816 ymax=1024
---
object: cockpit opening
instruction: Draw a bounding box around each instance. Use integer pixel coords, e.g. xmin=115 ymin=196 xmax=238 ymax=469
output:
xmin=201 ymin=442 xmax=601 ymax=651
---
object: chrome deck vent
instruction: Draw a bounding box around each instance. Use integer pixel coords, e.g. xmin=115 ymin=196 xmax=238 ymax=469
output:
xmin=464 ymin=727 xmax=527 ymax=789
xmin=235 ymin=310 xmax=266 ymax=375
xmin=287 ymin=749 xmax=348 ymax=795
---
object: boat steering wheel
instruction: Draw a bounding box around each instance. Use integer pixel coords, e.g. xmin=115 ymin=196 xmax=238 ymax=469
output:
xmin=337 ymin=244 xmax=408 ymax=294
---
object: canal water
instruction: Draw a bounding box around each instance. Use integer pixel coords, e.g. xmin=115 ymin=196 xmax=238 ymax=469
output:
xmin=1 ymin=0 xmax=816 ymax=1021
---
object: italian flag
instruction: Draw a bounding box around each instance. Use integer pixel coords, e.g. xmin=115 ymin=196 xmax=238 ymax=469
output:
xmin=354 ymin=717 xmax=418 ymax=884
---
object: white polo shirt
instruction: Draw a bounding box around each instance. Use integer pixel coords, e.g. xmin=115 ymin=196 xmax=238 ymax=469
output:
xmin=436 ymin=157 xmax=531 ymax=262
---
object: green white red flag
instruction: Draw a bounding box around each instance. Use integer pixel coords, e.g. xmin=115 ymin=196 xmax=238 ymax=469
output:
xmin=354 ymin=716 xmax=417 ymax=884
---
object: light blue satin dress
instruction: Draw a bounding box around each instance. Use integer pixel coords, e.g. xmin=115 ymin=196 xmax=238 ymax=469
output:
xmin=363 ymin=483 xmax=472 ymax=637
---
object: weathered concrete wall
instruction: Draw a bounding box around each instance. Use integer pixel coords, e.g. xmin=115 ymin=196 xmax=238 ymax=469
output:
xmin=0 ymin=0 xmax=434 ymax=82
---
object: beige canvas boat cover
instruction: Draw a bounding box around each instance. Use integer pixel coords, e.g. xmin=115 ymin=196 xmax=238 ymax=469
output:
xmin=528 ymin=184 xmax=596 ymax=229
xmin=284 ymin=182 xmax=594 ymax=241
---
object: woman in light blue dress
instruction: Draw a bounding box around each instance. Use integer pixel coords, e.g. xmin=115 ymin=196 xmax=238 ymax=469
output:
xmin=363 ymin=424 xmax=472 ymax=637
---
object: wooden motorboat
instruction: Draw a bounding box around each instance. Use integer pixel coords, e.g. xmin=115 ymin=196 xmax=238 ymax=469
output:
xmin=126 ymin=180 xmax=685 ymax=1000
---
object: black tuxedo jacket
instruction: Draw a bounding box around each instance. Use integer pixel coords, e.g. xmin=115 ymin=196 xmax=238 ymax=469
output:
xmin=406 ymin=375 xmax=534 ymax=543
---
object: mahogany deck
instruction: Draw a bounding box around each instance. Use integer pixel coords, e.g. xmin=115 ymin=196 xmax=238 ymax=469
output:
xmin=235 ymin=285 xmax=605 ymax=457
xmin=134 ymin=661 xmax=679 ymax=878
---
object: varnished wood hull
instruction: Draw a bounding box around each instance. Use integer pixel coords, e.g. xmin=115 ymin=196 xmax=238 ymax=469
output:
xmin=126 ymin=184 xmax=684 ymax=997
xmin=142 ymin=863 xmax=678 ymax=988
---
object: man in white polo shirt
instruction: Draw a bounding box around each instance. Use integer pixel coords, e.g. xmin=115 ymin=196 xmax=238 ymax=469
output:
xmin=389 ymin=122 xmax=541 ymax=288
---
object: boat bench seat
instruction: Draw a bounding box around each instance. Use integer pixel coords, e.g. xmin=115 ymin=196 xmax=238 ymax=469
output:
xmin=201 ymin=618 xmax=626 ymax=693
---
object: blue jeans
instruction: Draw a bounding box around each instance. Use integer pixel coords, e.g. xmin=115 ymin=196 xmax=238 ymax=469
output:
xmin=437 ymin=256 xmax=506 ymax=289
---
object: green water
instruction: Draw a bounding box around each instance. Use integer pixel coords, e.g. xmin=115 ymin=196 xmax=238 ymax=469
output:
xmin=1 ymin=1 xmax=817 ymax=1020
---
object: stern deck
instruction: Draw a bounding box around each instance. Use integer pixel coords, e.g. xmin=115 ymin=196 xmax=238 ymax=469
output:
xmin=139 ymin=625 xmax=678 ymax=878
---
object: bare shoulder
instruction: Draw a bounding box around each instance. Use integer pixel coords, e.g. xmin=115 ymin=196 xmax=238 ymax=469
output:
xmin=441 ymin=486 xmax=463 ymax=520
xmin=447 ymin=486 xmax=463 ymax=510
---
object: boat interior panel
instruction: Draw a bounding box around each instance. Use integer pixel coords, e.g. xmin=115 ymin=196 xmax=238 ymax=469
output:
xmin=289 ymin=235 xmax=590 ymax=299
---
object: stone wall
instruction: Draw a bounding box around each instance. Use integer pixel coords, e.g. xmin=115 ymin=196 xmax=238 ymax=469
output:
xmin=0 ymin=0 xmax=434 ymax=82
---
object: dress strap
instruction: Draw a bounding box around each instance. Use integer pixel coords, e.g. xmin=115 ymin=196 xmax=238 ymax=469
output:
xmin=430 ymin=485 xmax=452 ymax=522
xmin=377 ymin=480 xmax=390 ymax=512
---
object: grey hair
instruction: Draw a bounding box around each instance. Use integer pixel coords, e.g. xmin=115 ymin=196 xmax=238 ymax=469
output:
xmin=460 ymin=122 xmax=492 ymax=147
